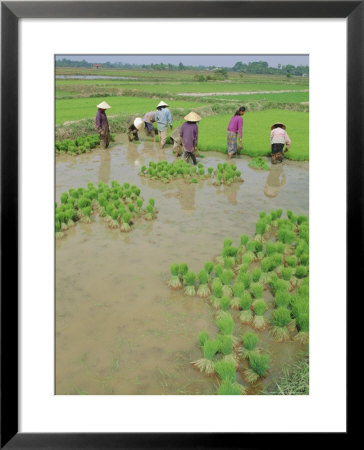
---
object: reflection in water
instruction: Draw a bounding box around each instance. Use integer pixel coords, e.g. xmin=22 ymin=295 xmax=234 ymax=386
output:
xmin=215 ymin=181 xmax=242 ymax=205
xmin=264 ymin=164 xmax=286 ymax=198
xmin=98 ymin=150 xmax=111 ymax=183
xmin=172 ymin=182 xmax=196 ymax=214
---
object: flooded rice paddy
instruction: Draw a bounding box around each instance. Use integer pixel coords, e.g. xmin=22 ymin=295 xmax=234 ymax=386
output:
xmin=56 ymin=137 xmax=309 ymax=395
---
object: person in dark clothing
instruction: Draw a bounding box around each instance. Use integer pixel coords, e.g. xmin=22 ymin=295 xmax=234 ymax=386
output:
xmin=96 ymin=101 xmax=111 ymax=149
xmin=180 ymin=111 xmax=201 ymax=165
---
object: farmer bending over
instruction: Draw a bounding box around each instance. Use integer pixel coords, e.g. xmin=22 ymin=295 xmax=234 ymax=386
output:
xmin=126 ymin=116 xmax=144 ymax=142
xmin=180 ymin=111 xmax=201 ymax=165
xmin=270 ymin=122 xmax=291 ymax=164
xmin=96 ymin=101 xmax=111 ymax=149
xmin=143 ymin=110 xmax=157 ymax=137
xmin=171 ymin=125 xmax=183 ymax=157
xmin=155 ymin=101 xmax=173 ymax=149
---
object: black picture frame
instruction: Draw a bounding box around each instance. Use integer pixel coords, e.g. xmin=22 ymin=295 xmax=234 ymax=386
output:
xmin=1 ymin=1 xmax=357 ymax=448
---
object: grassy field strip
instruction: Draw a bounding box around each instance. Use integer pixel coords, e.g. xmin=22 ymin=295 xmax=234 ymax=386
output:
xmin=212 ymin=92 xmax=309 ymax=103
xmin=56 ymin=81 xmax=309 ymax=95
xmin=56 ymin=96 xmax=206 ymax=124
xmin=196 ymin=110 xmax=309 ymax=160
xmin=179 ymin=89 xmax=309 ymax=97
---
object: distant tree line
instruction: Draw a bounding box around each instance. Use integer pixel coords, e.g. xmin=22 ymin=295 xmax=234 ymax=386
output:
xmin=55 ymin=58 xmax=309 ymax=76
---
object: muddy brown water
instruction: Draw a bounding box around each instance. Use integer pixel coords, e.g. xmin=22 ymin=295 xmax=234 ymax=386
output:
xmin=56 ymin=137 xmax=309 ymax=395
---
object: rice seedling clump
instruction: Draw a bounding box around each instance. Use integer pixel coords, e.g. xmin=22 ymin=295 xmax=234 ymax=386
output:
xmin=56 ymin=180 xmax=157 ymax=237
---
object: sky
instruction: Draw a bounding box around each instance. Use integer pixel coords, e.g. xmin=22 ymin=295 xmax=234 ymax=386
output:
xmin=56 ymin=54 xmax=309 ymax=67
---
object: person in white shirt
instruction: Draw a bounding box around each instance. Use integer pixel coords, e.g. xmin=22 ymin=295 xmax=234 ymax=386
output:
xmin=270 ymin=122 xmax=291 ymax=164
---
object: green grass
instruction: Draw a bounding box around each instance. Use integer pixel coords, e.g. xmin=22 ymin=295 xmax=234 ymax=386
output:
xmin=197 ymin=110 xmax=309 ymax=160
xmin=213 ymin=92 xmax=308 ymax=103
xmin=56 ymin=96 xmax=206 ymax=124
xmin=266 ymin=353 xmax=309 ymax=395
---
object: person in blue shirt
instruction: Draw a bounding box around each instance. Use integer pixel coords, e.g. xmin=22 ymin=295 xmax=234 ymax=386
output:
xmin=155 ymin=101 xmax=173 ymax=149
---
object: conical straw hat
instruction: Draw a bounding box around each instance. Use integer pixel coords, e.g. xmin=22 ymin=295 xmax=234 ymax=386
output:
xmin=157 ymin=101 xmax=169 ymax=107
xmin=271 ymin=122 xmax=286 ymax=130
xmin=97 ymin=101 xmax=111 ymax=109
xmin=133 ymin=117 xmax=144 ymax=130
xmin=184 ymin=111 xmax=201 ymax=122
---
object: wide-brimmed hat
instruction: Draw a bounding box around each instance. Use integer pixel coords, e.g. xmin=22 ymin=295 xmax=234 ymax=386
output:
xmin=133 ymin=117 xmax=144 ymax=130
xmin=97 ymin=101 xmax=111 ymax=109
xmin=271 ymin=122 xmax=286 ymax=130
xmin=184 ymin=112 xmax=201 ymax=122
xmin=157 ymin=101 xmax=169 ymax=108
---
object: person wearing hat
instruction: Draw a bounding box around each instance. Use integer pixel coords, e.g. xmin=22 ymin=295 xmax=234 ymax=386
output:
xmin=155 ymin=101 xmax=173 ymax=149
xmin=126 ymin=116 xmax=144 ymax=142
xmin=143 ymin=110 xmax=157 ymax=137
xmin=180 ymin=111 xmax=201 ymax=165
xmin=227 ymin=106 xmax=246 ymax=159
xmin=96 ymin=101 xmax=111 ymax=149
xmin=270 ymin=122 xmax=291 ymax=164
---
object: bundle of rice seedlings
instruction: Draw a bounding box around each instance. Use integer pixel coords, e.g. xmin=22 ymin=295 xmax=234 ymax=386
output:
xmin=239 ymin=332 xmax=259 ymax=359
xmin=144 ymin=204 xmax=155 ymax=221
xmin=293 ymin=312 xmax=309 ymax=344
xmin=299 ymin=253 xmax=309 ymax=266
xmin=55 ymin=221 xmax=64 ymax=239
xmin=278 ymin=228 xmax=296 ymax=245
xmin=120 ymin=212 xmax=132 ymax=232
xmin=252 ymin=268 xmax=262 ymax=283
xmin=261 ymin=257 xmax=274 ymax=273
xmin=215 ymin=359 xmax=236 ymax=384
xmin=295 ymin=265 xmax=308 ymax=278
xmin=214 ymin=264 xmax=224 ymax=279
xmin=218 ymin=334 xmax=234 ymax=357
xmin=207 ymin=167 xmax=214 ymax=177
xmin=265 ymin=242 xmax=276 ymax=256
xmin=108 ymin=209 xmax=119 ymax=228
xmin=270 ymin=307 xmax=292 ymax=341
xmin=220 ymin=270 xmax=234 ymax=297
xmin=245 ymin=352 xmax=270 ymax=383
xmin=223 ymin=238 xmax=233 ymax=248
xmin=237 ymin=272 xmax=251 ymax=290
xmin=191 ymin=339 xmax=219 ymax=374
xmin=281 ymin=267 xmax=294 ymax=281
xmin=179 ymin=263 xmax=188 ymax=281
xmin=240 ymin=234 xmax=249 ymax=249
xmin=197 ymin=270 xmax=211 ymax=298
xmin=184 ymin=271 xmax=196 ymax=296
xmin=81 ymin=206 xmax=92 ymax=224
xmin=168 ymin=263 xmax=182 ymax=289
xmin=252 ymin=300 xmax=268 ymax=330
xmin=216 ymin=296 xmax=231 ymax=319
xmin=269 ymin=273 xmax=290 ymax=294
xmin=239 ymin=292 xmax=253 ymax=324
xmin=271 ymin=253 xmax=283 ymax=268
xmin=231 ymin=282 xmax=245 ymax=309
xmin=216 ymin=313 xmax=235 ymax=338
xmin=210 ymin=278 xmax=223 ymax=308
xmin=254 ymin=220 xmax=267 ymax=242
xmin=217 ymin=380 xmax=246 ymax=395
xmin=251 ymin=283 xmax=264 ymax=300
xmin=198 ymin=331 xmax=210 ymax=347
xmin=275 ymin=290 xmax=291 ymax=308
xmin=204 ymin=261 xmax=214 ymax=281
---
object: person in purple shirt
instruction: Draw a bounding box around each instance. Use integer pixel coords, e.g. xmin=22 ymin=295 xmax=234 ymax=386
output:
xmin=180 ymin=111 xmax=201 ymax=165
xmin=95 ymin=101 xmax=111 ymax=149
xmin=227 ymin=106 xmax=246 ymax=159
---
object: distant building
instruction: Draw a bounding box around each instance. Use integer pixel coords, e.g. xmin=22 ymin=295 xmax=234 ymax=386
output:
xmin=92 ymin=64 xmax=102 ymax=69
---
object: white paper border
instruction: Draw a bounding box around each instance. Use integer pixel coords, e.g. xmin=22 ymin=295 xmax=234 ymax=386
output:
xmin=19 ymin=18 xmax=346 ymax=432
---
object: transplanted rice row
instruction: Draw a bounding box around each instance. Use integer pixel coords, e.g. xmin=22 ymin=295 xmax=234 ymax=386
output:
xmin=55 ymin=181 xmax=158 ymax=238
xmin=139 ymin=160 xmax=243 ymax=186
xmin=167 ymin=209 xmax=309 ymax=394
xmin=55 ymin=133 xmax=116 ymax=155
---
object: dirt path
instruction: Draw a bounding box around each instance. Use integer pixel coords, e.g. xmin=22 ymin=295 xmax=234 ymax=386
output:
xmin=178 ymin=89 xmax=309 ymax=97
